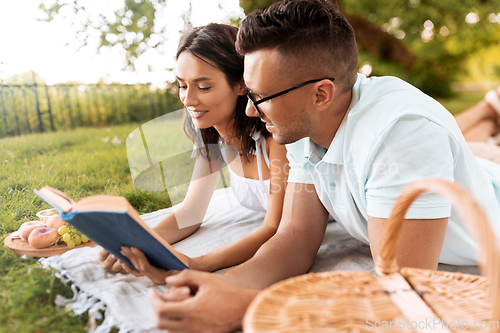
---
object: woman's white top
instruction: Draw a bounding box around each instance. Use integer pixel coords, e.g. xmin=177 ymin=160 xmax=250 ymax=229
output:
xmin=220 ymin=132 xmax=270 ymax=212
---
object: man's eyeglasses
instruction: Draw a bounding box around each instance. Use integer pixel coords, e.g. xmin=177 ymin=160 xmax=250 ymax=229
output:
xmin=245 ymin=78 xmax=335 ymax=116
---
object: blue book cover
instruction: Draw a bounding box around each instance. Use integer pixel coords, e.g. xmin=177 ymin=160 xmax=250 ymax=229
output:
xmin=34 ymin=186 xmax=189 ymax=271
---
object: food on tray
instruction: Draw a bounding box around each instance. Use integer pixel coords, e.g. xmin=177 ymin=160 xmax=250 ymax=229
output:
xmin=57 ymin=224 xmax=89 ymax=249
xmin=11 ymin=209 xmax=91 ymax=251
xmin=46 ymin=214 xmax=66 ymax=230
xmin=28 ymin=227 xmax=59 ymax=249
xmin=36 ymin=208 xmax=57 ymax=222
xmin=33 ymin=185 xmax=189 ymax=271
xmin=18 ymin=221 xmax=46 ymax=242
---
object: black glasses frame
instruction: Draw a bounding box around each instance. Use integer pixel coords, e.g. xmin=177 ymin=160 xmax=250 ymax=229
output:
xmin=245 ymin=78 xmax=335 ymax=116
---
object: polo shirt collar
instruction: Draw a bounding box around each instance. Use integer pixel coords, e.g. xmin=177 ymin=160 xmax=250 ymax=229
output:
xmin=307 ymin=139 xmax=326 ymax=165
xmin=322 ymin=116 xmax=346 ymax=164
xmin=306 ymin=118 xmax=346 ymax=165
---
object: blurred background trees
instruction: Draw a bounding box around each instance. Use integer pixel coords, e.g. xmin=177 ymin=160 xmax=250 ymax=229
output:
xmin=38 ymin=0 xmax=500 ymax=97
xmin=240 ymin=0 xmax=500 ymax=96
xmin=38 ymin=0 xmax=169 ymax=72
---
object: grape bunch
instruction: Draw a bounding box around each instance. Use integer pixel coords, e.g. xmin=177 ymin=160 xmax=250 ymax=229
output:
xmin=57 ymin=224 xmax=89 ymax=249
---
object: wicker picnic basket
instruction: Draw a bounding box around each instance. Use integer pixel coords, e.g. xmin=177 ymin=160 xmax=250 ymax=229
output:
xmin=243 ymin=179 xmax=500 ymax=332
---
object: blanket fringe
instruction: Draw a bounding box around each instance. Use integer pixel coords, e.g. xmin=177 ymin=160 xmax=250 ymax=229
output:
xmin=39 ymin=256 xmax=137 ymax=333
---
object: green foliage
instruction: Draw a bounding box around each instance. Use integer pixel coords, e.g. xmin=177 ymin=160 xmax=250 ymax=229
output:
xmin=0 ymin=79 xmax=182 ymax=138
xmin=342 ymin=0 xmax=500 ymax=90
xmin=0 ymin=126 xmax=173 ymax=331
xmin=100 ymin=0 xmax=163 ymax=71
xmin=239 ymin=0 xmax=275 ymax=14
xmin=38 ymin=0 xmax=168 ymax=70
xmin=37 ymin=0 xmax=245 ymax=71
xmin=0 ymin=245 xmax=89 ymax=332
xmin=458 ymin=45 xmax=500 ymax=83
xmin=240 ymin=0 xmax=500 ymax=96
xmin=437 ymin=90 xmax=487 ymax=116
xmin=37 ymin=0 xmax=500 ymax=95
xmin=3 ymin=71 xmax=45 ymax=85
xmin=0 ymin=125 xmax=175 ymax=235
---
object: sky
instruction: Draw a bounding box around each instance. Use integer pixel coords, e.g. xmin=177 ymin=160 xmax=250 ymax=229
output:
xmin=0 ymin=0 xmax=245 ymax=86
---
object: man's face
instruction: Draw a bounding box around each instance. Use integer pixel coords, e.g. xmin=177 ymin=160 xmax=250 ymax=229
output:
xmin=243 ymin=49 xmax=312 ymax=145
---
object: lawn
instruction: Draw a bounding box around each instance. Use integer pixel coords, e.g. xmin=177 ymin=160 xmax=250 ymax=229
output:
xmin=0 ymin=90 xmax=487 ymax=332
xmin=0 ymin=124 xmax=173 ymax=333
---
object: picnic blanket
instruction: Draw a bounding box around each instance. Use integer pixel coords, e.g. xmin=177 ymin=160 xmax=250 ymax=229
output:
xmin=39 ymin=188 xmax=480 ymax=333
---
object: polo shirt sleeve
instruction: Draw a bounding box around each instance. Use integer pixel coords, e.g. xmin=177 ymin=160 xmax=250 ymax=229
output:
xmin=365 ymin=116 xmax=454 ymax=219
xmin=285 ymin=140 xmax=314 ymax=184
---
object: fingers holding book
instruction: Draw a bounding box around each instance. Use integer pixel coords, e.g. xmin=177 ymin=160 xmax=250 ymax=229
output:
xmin=120 ymin=246 xmax=180 ymax=285
xmin=98 ymin=248 xmax=124 ymax=273
xmin=98 ymin=245 xmax=183 ymax=284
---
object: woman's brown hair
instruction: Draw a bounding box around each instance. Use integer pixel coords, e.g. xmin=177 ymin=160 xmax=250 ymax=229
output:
xmin=177 ymin=23 xmax=269 ymax=162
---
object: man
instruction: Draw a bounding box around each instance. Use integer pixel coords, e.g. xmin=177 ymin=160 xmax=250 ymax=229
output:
xmin=149 ymin=0 xmax=500 ymax=331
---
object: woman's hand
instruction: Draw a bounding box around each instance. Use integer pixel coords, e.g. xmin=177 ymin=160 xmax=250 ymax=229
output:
xmin=120 ymin=246 xmax=182 ymax=285
xmin=98 ymin=248 xmax=124 ymax=273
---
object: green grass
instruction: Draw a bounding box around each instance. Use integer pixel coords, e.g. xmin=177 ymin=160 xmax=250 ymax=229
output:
xmin=0 ymin=124 xmax=172 ymax=333
xmin=0 ymin=90 xmax=486 ymax=332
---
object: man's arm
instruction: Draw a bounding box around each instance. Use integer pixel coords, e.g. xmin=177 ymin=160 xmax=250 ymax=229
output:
xmin=150 ymin=271 xmax=260 ymax=333
xmin=368 ymin=216 xmax=448 ymax=270
xmin=100 ymin=154 xmax=221 ymax=273
xmin=222 ymin=182 xmax=329 ymax=289
xmin=365 ymin=117 xmax=455 ymax=270
xmin=149 ymin=182 xmax=329 ymax=332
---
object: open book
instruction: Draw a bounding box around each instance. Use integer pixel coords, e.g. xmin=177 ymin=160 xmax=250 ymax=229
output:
xmin=34 ymin=186 xmax=189 ymax=271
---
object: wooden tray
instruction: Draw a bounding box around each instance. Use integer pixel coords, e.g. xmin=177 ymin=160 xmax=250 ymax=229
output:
xmin=3 ymin=233 xmax=97 ymax=257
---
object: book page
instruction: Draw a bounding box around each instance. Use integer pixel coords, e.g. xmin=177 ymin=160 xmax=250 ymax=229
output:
xmin=73 ymin=196 xmax=129 ymax=213
xmin=37 ymin=187 xmax=75 ymax=213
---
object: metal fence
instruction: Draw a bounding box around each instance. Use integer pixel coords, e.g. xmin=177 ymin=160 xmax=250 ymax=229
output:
xmin=0 ymin=82 xmax=182 ymax=138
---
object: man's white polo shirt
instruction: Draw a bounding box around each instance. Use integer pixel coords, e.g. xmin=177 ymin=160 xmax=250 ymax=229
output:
xmin=286 ymin=74 xmax=500 ymax=265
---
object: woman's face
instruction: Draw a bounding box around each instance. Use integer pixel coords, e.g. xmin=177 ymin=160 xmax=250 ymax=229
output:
xmin=175 ymin=51 xmax=244 ymax=133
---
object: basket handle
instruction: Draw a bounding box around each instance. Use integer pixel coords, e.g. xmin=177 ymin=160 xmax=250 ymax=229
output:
xmin=374 ymin=179 xmax=500 ymax=323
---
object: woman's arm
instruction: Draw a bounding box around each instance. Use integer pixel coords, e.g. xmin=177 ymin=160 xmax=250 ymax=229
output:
xmin=153 ymin=154 xmax=223 ymax=244
xmin=191 ymin=138 xmax=289 ymax=272
xmin=99 ymin=154 xmax=221 ymax=273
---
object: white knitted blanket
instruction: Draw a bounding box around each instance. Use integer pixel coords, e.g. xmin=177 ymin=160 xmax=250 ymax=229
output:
xmin=39 ymin=188 xmax=479 ymax=333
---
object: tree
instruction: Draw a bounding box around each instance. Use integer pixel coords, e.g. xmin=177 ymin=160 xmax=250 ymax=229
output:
xmin=39 ymin=0 xmax=500 ymax=96
xmin=4 ymin=71 xmax=46 ymax=85
xmin=240 ymin=0 xmax=500 ymax=96
xmin=38 ymin=0 xmax=174 ymax=71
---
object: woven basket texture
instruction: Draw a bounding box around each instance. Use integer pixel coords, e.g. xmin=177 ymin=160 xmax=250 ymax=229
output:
xmin=246 ymin=271 xmax=415 ymax=332
xmin=243 ymin=179 xmax=500 ymax=333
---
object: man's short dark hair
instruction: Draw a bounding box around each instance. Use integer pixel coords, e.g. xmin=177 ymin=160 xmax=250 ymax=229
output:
xmin=236 ymin=0 xmax=358 ymax=93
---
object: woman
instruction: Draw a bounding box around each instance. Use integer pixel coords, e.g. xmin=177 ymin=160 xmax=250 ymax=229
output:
xmin=99 ymin=23 xmax=289 ymax=284
xmin=455 ymin=87 xmax=500 ymax=163
xmin=455 ymin=86 xmax=500 ymax=143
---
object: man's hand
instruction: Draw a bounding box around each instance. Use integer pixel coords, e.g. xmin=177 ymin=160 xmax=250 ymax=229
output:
xmin=98 ymin=248 xmax=124 ymax=273
xmin=149 ymin=270 xmax=260 ymax=333
xmin=119 ymin=246 xmax=180 ymax=285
